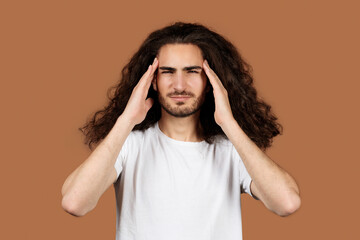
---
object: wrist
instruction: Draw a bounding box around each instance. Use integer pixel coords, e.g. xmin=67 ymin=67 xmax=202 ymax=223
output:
xmin=116 ymin=115 xmax=136 ymax=131
xmin=220 ymin=118 xmax=239 ymax=136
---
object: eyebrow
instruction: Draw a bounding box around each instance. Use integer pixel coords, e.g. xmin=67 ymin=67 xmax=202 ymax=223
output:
xmin=159 ymin=66 xmax=202 ymax=71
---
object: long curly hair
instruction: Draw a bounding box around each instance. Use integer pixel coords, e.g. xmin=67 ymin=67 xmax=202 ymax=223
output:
xmin=79 ymin=22 xmax=283 ymax=151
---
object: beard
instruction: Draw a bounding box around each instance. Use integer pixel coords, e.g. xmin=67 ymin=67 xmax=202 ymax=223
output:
xmin=158 ymin=90 xmax=206 ymax=118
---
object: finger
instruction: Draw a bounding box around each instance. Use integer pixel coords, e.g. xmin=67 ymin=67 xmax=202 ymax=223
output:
xmin=144 ymin=59 xmax=158 ymax=91
xmin=139 ymin=58 xmax=158 ymax=89
xmin=147 ymin=58 xmax=159 ymax=85
xmin=137 ymin=64 xmax=152 ymax=88
xmin=138 ymin=58 xmax=157 ymax=85
xmin=203 ymin=60 xmax=225 ymax=90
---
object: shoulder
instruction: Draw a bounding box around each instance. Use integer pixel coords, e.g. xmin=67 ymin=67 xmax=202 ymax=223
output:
xmin=121 ymin=123 xmax=157 ymax=158
xmin=209 ymin=135 xmax=241 ymax=159
xmin=211 ymin=134 xmax=233 ymax=148
xmin=128 ymin=123 xmax=157 ymax=142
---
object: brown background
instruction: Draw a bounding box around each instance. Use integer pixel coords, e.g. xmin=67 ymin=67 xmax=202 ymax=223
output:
xmin=1 ymin=0 xmax=359 ymax=239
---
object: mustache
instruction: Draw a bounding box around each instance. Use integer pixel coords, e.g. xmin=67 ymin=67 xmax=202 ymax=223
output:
xmin=167 ymin=91 xmax=195 ymax=97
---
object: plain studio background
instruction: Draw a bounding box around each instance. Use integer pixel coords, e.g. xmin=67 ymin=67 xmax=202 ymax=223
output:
xmin=1 ymin=0 xmax=359 ymax=239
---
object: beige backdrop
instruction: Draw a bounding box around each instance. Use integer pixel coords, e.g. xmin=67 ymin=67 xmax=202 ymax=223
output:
xmin=1 ymin=0 xmax=359 ymax=239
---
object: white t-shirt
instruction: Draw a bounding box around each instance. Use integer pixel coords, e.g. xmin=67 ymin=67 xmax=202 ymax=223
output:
xmin=113 ymin=122 xmax=257 ymax=240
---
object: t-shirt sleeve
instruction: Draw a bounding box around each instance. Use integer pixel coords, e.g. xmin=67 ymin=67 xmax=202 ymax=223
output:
xmin=232 ymin=145 xmax=259 ymax=200
xmin=113 ymin=132 xmax=133 ymax=183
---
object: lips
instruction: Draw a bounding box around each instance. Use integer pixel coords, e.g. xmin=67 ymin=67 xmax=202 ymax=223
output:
xmin=170 ymin=95 xmax=191 ymax=101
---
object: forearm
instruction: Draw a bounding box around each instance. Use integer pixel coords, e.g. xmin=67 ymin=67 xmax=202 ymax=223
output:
xmin=222 ymin=119 xmax=300 ymax=216
xmin=61 ymin=115 xmax=134 ymax=216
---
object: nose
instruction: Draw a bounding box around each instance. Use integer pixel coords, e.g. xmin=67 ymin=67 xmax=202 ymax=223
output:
xmin=173 ymin=72 xmax=187 ymax=91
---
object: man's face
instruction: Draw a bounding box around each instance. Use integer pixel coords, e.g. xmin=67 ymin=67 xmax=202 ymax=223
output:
xmin=153 ymin=44 xmax=208 ymax=118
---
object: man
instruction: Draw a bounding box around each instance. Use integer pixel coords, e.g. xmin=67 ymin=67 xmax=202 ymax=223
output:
xmin=62 ymin=22 xmax=301 ymax=240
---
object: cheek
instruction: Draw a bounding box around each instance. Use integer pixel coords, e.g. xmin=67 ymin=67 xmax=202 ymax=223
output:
xmin=189 ymin=75 xmax=207 ymax=92
xmin=155 ymin=76 xmax=170 ymax=93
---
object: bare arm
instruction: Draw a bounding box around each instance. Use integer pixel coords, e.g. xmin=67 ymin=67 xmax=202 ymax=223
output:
xmin=203 ymin=60 xmax=301 ymax=217
xmin=61 ymin=58 xmax=159 ymax=217
xmin=223 ymin=120 xmax=300 ymax=217
xmin=61 ymin=116 xmax=134 ymax=217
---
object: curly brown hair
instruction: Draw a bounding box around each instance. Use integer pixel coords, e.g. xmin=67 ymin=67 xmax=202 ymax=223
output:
xmin=79 ymin=22 xmax=283 ymax=151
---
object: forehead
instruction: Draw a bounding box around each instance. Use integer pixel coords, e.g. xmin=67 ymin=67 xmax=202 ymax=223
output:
xmin=157 ymin=44 xmax=204 ymax=66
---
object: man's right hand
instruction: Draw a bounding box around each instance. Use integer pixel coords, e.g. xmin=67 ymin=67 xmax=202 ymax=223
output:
xmin=122 ymin=57 xmax=158 ymax=126
xmin=62 ymin=58 xmax=159 ymax=217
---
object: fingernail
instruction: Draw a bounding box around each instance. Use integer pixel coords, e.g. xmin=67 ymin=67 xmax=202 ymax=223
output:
xmin=153 ymin=58 xmax=157 ymax=64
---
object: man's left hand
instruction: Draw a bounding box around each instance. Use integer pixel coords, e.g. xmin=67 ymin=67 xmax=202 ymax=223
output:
xmin=203 ymin=59 xmax=235 ymax=128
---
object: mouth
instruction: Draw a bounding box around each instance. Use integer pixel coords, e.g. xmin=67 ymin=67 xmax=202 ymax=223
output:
xmin=170 ymin=96 xmax=191 ymax=101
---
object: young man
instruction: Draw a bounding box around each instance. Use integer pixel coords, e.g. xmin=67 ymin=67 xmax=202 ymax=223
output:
xmin=62 ymin=22 xmax=301 ymax=240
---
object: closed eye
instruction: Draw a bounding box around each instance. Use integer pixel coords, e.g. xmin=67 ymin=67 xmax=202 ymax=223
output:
xmin=161 ymin=71 xmax=173 ymax=74
xmin=188 ymin=71 xmax=200 ymax=73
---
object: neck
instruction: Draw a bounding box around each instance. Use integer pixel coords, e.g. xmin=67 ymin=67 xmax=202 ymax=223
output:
xmin=158 ymin=110 xmax=203 ymax=142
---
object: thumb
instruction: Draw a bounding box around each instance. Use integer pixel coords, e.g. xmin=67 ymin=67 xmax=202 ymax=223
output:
xmin=144 ymin=98 xmax=154 ymax=112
